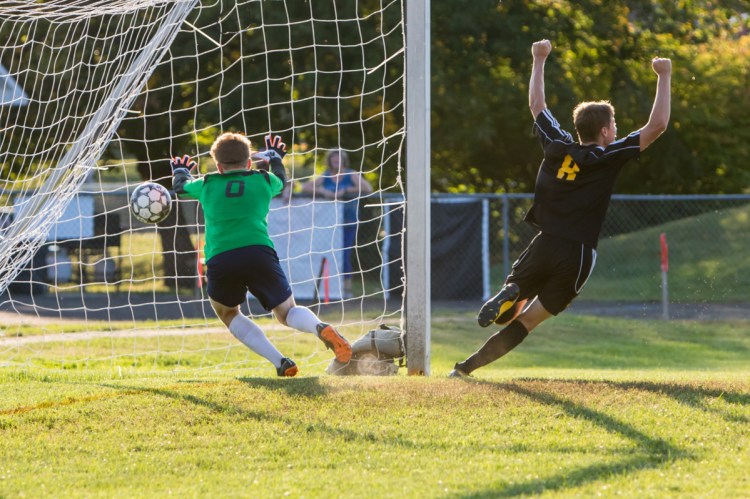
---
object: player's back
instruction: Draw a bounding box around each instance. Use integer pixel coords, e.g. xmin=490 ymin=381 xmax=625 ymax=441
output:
xmin=190 ymin=169 xmax=284 ymax=261
xmin=528 ymin=109 xmax=640 ymax=248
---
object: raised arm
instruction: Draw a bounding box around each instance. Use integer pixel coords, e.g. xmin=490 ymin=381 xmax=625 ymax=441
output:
xmin=170 ymin=155 xmax=197 ymax=196
xmin=639 ymin=58 xmax=672 ymax=151
xmin=260 ymin=134 xmax=288 ymax=185
xmin=529 ymin=39 xmax=552 ymax=119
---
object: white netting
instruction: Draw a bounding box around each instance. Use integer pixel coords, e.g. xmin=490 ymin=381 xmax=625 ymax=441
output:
xmin=0 ymin=0 xmax=405 ymax=373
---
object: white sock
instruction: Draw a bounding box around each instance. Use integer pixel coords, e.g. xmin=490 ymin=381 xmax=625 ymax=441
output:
xmin=286 ymin=306 xmax=322 ymax=335
xmin=228 ymin=314 xmax=284 ymax=367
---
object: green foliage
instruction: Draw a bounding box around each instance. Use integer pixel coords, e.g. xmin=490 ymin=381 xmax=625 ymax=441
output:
xmin=4 ymin=1 xmax=748 ymax=195
xmin=116 ymin=0 xmax=404 ymax=189
xmin=0 ymin=8 xmax=153 ymax=180
xmin=431 ymin=0 xmax=750 ymax=194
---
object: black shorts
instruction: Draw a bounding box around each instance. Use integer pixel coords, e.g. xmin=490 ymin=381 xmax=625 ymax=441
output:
xmin=506 ymin=232 xmax=596 ymax=315
xmin=206 ymin=245 xmax=292 ymax=310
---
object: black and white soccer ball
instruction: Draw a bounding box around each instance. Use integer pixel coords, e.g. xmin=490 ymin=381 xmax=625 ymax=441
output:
xmin=130 ymin=182 xmax=172 ymax=224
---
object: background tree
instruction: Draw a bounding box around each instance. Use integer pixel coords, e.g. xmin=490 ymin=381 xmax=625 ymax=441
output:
xmin=2 ymin=0 xmax=749 ymax=223
xmin=430 ymin=0 xmax=750 ymax=194
xmin=115 ymin=0 xmax=404 ymax=287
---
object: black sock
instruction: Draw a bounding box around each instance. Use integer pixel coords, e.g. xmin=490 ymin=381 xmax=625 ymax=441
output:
xmin=456 ymin=320 xmax=529 ymax=374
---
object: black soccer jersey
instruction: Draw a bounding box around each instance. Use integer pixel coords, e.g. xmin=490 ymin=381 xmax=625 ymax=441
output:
xmin=524 ymin=108 xmax=641 ymax=248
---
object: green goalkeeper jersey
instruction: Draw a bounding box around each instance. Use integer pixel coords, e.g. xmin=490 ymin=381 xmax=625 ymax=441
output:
xmin=179 ymin=169 xmax=284 ymax=262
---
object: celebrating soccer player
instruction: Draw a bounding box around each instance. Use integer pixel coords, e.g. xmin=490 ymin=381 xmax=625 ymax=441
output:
xmin=450 ymin=39 xmax=672 ymax=377
xmin=172 ymin=133 xmax=352 ymax=377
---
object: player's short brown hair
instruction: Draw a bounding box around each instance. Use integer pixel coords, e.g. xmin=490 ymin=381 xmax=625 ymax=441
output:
xmin=210 ymin=132 xmax=251 ymax=168
xmin=572 ymin=101 xmax=614 ymax=143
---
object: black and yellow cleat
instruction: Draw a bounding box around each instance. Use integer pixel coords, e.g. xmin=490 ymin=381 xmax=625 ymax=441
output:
xmin=276 ymin=357 xmax=299 ymax=377
xmin=477 ymin=283 xmax=520 ymax=328
xmin=494 ymin=301 xmax=521 ymax=326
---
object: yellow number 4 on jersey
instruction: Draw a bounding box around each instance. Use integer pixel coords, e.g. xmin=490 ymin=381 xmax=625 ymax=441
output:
xmin=557 ymin=155 xmax=580 ymax=180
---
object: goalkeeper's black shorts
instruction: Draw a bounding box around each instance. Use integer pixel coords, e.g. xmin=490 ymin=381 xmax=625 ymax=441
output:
xmin=206 ymin=244 xmax=292 ymax=310
xmin=506 ymin=232 xmax=596 ymax=315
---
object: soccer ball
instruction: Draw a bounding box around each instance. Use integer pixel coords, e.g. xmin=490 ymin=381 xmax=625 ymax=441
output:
xmin=130 ymin=182 xmax=172 ymax=224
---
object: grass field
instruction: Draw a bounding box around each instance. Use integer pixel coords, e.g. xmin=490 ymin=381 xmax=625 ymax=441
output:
xmin=1 ymin=311 xmax=748 ymax=497
xmin=584 ymin=202 xmax=750 ymax=302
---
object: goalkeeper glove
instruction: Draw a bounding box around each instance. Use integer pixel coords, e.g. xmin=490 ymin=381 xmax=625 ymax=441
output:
xmin=255 ymin=135 xmax=287 ymax=162
xmin=170 ymin=155 xmax=197 ymax=175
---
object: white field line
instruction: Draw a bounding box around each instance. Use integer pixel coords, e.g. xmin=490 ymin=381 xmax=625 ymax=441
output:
xmin=0 ymin=311 xmax=83 ymax=326
xmin=0 ymin=323 xmax=295 ymax=348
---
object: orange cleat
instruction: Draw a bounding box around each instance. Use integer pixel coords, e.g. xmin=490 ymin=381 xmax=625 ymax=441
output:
xmin=276 ymin=357 xmax=298 ymax=377
xmin=316 ymin=324 xmax=352 ymax=363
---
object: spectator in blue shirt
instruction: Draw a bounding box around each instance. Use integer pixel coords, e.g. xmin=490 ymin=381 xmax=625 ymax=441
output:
xmin=301 ymin=149 xmax=373 ymax=294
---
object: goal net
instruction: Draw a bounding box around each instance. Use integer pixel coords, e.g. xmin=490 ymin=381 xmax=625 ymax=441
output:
xmin=0 ymin=0 xmax=406 ymax=374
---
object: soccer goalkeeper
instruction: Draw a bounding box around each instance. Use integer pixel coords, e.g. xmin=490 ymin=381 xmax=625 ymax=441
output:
xmin=172 ymin=133 xmax=352 ymax=377
xmin=450 ymin=39 xmax=672 ymax=377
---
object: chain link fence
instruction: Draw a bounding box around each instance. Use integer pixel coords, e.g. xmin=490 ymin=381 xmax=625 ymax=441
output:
xmin=5 ymin=189 xmax=750 ymax=319
xmin=431 ymin=193 xmax=750 ymax=312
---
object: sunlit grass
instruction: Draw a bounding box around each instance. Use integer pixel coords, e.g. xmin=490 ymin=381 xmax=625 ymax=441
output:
xmin=0 ymin=319 xmax=371 ymax=375
xmin=2 ymin=331 xmax=327 ymax=373
xmin=48 ymin=229 xmax=198 ymax=294
xmin=580 ymin=203 xmax=750 ymax=302
xmin=0 ymin=310 xmax=748 ymax=497
xmin=0 ymin=318 xmax=218 ymax=338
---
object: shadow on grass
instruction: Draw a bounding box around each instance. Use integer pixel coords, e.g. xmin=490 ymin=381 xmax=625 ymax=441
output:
xmin=96 ymin=381 xmax=420 ymax=449
xmin=237 ymin=376 xmax=329 ymax=399
xmin=602 ymin=379 xmax=749 ymax=424
xmin=518 ymin=378 xmax=750 ymax=424
xmin=453 ymin=380 xmax=691 ymax=498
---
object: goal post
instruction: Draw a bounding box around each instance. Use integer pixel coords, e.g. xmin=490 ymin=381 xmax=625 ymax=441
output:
xmin=0 ymin=0 xmax=418 ymax=374
xmin=405 ymin=0 xmax=431 ymax=375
